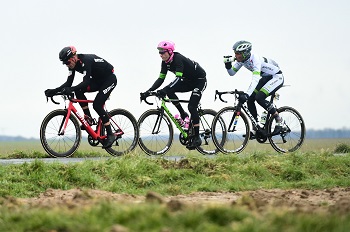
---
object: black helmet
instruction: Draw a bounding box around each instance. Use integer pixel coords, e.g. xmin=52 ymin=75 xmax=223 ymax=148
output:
xmin=59 ymin=46 xmax=77 ymax=64
xmin=232 ymin=41 xmax=252 ymax=61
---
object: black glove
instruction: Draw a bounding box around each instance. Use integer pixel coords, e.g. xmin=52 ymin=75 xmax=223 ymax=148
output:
xmin=223 ymin=56 xmax=233 ymax=69
xmin=45 ymin=89 xmax=57 ymax=97
xmin=238 ymin=93 xmax=249 ymax=103
xmin=61 ymin=87 xmax=73 ymax=95
xmin=225 ymin=62 xmax=232 ymax=69
xmin=156 ymin=89 xmax=167 ymax=98
xmin=140 ymin=91 xmax=148 ymax=101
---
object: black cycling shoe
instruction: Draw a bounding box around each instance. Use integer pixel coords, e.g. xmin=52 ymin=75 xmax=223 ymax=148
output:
xmin=271 ymin=125 xmax=283 ymax=136
xmin=186 ymin=136 xmax=202 ymax=150
xmin=102 ymin=134 xmax=115 ymax=149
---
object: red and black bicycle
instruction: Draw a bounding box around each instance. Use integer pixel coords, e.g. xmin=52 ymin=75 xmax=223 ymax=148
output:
xmin=40 ymin=92 xmax=139 ymax=157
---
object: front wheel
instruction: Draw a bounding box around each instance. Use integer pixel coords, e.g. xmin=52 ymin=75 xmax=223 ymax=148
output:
xmin=195 ymin=109 xmax=224 ymax=155
xmin=212 ymin=106 xmax=250 ymax=154
xmin=104 ymin=109 xmax=139 ymax=156
xmin=268 ymin=106 xmax=305 ymax=153
xmin=40 ymin=109 xmax=81 ymax=158
xmin=138 ymin=109 xmax=174 ymax=156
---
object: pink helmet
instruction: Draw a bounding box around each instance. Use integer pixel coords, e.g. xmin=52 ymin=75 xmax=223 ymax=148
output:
xmin=157 ymin=40 xmax=175 ymax=63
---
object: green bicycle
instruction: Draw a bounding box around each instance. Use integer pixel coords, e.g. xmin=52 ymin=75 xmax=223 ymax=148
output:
xmin=138 ymin=91 xmax=225 ymax=156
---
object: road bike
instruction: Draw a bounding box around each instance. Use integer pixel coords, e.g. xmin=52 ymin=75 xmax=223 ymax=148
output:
xmin=138 ymin=91 xmax=225 ymax=156
xmin=40 ymin=92 xmax=139 ymax=157
xmin=211 ymin=88 xmax=305 ymax=154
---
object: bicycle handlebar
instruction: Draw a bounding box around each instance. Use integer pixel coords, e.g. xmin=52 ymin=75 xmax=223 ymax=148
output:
xmin=214 ymin=89 xmax=245 ymax=103
xmin=140 ymin=91 xmax=158 ymax=105
xmin=46 ymin=92 xmax=75 ymax=105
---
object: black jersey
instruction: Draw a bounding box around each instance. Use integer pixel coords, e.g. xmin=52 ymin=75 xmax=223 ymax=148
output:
xmin=62 ymin=54 xmax=114 ymax=90
xmin=160 ymin=52 xmax=206 ymax=80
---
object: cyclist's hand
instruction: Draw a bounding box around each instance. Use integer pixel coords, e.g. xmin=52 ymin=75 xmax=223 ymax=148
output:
xmin=156 ymin=89 xmax=167 ymax=98
xmin=140 ymin=92 xmax=148 ymax=101
xmin=223 ymin=56 xmax=233 ymax=69
xmin=45 ymin=89 xmax=56 ymax=97
xmin=61 ymin=87 xmax=73 ymax=95
xmin=238 ymin=93 xmax=249 ymax=103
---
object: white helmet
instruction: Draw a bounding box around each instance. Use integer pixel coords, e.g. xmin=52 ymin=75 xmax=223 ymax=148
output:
xmin=233 ymin=40 xmax=252 ymax=61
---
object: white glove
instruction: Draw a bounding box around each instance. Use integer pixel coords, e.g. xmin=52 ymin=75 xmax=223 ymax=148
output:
xmin=223 ymin=56 xmax=234 ymax=63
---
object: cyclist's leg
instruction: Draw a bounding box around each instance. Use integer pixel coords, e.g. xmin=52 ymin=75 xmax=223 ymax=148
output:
xmin=166 ymin=77 xmax=192 ymax=119
xmin=94 ymin=74 xmax=117 ymax=148
xmin=187 ymin=78 xmax=207 ymax=148
xmin=167 ymin=92 xmax=188 ymax=119
xmin=256 ymin=73 xmax=284 ymax=135
xmin=75 ymin=87 xmax=92 ymax=117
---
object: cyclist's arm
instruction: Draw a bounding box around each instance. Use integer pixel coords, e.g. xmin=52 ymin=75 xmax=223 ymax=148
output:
xmin=227 ymin=62 xmax=242 ymax=76
xmin=246 ymin=57 xmax=262 ymax=96
xmin=71 ymin=61 xmax=92 ymax=91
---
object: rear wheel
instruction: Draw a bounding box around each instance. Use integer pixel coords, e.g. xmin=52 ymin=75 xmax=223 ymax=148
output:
xmin=268 ymin=106 xmax=305 ymax=153
xmin=40 ymin=109 xmax=81 ymax=158
xmin=138 ymin=109 xmax=173 ymax=156
xmin=212 ymin=106 xmax=250 ymax=154
xmin=104 ymin=109 xmax=139 ymax=156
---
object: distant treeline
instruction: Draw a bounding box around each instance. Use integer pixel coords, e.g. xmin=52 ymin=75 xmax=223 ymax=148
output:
xmin=305 ymin=128 xmax=350 ymax=139
xmin=0 ymin=128 xmax=349 ymax=141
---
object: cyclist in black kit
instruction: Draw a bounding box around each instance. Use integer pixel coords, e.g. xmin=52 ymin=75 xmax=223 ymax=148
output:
xmin=45 ymin=46 xmax=117 ymax=148
xmin=141 ymin=40 xmax=207 ymax=149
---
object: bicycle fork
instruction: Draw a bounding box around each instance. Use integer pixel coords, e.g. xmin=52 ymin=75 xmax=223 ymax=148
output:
xmin=58 ymin=109 xmax=72 ymax=136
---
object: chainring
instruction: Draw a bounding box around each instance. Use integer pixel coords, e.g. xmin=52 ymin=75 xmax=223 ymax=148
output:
xmin=87 ymin=134 xmax=100 ymax=146
xmin=255 ymin=130 xmax=268 ymax=143
xmin=179 ymin=132 xmax=189 ymax=145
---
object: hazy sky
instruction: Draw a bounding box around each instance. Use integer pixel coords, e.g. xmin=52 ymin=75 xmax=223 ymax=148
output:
xmin=1 ymin=0 xmax=349 ymax=138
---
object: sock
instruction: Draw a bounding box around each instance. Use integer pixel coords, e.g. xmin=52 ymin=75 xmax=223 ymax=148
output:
xmin=274 ymin=114 xmax=282 ymax=123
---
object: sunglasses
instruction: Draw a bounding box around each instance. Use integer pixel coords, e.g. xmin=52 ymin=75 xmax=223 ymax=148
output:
xmin=159 ymin=51 xmax=167 ymax=55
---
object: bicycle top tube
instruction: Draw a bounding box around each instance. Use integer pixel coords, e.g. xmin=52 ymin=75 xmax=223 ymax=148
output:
xmin=70 ymin=98 xmax=94 ymax=104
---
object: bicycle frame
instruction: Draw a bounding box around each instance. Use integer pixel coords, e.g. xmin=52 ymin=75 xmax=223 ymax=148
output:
xmin=59 ymin=97 xmax=124 ymax=141
xmin=154 ymin=98 xmax=189 ymax=139
xmin=217 ymin=90 xmax=279 ymax=136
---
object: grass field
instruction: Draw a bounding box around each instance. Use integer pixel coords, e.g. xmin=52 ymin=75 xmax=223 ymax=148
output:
xmin=0 ymin=139 xmax=349 ymax=231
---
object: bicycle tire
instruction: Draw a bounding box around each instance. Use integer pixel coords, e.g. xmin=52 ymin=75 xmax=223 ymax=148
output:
xmin=268 ymin=106 xmax=305 ymax=153
xmin=138 ymin=109 xmax=173 ymax=156
xmin=104 ymin=109 xmax=139 ymax=156
xmin=40 ymin=109 xmax=81 ymax=158
xmin=212 ymin=106 xmax=250 ymax=154
xmin=195 ymin=109 xmax=224 ymax=155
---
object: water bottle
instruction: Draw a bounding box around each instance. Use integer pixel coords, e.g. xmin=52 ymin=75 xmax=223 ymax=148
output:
xmin=174 ymin=114 xmax=184 ymax=126
xmin=260 ymin=111 xmax=267 ymax=125
xmin=183 ymin=116 xmax=190 ymax=129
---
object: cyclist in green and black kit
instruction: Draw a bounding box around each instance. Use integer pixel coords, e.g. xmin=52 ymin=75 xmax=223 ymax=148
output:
xmin=141 ymin=40 xmax=207 ymax=149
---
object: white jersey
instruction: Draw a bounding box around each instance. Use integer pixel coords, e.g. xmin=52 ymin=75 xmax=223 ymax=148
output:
xmin=227 ymin=54 xmax=282 ymax=96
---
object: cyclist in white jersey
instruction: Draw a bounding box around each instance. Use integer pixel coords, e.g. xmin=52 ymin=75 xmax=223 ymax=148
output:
xmin=224 ymin=40 xmax=285 ymax=137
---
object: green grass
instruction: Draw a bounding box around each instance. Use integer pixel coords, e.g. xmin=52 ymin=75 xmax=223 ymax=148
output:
xmin=1 ymin=200 xmax=350 ymax=232
xmin=0 ymin=151 xmax=349 ymax=197
xmin=0 ymin=140 xmax=349 ymax=231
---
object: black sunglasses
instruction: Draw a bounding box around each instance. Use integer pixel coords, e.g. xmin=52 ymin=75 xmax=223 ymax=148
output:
xmin=159 ymin=51 xmax=167 ymax=55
